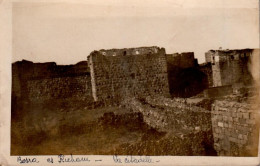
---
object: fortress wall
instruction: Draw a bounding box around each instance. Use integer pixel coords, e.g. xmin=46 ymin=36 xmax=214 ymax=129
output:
xmin=27 ymin=75 xmax=92 ymax=102
xmin=211 ymin=100 xmax=259 ymax=156
xmin=12 ymin=61 xmax=93 ymax=103
xmin=166 ymin=52 xmax=195 ymax=69
xmin=199 ymin=63 xmax=213 ymax=88
xmin=212 ymin=61 xmax=223 ymax=87
xmin=88 ymin=47 xmax=170 ymax=102
xmin=99 ymin=46 xmax=159 ymax=56
xmin=166 ymin=52 xmax=208 ymax=97
xmin=121 ymin=96 xmax=216 ymax=155
xmin=127 ymin=95 xmax=259 ymax=157
xmin=123 ymin=96 xmax=212 ymax=133
xmin=144 ymin=96 xmax=212 ymax=132
xmin=208 ymin=49 xmax=254 ymax=87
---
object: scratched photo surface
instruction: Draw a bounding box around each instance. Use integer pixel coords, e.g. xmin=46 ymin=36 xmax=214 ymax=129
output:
xmin=11 ymin=1 xmax=259 ymax=156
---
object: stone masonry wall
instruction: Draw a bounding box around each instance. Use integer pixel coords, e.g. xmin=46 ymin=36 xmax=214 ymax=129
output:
xmin=12 ymin=60 xmax=93 ymax=103
xmin=211 ymin=99 xmax=259 ymax=156
xmin=88 ymin=47 xmax=170 ymax=102
xmin=165 ymin=52 xmax=207 ymax=97
xmin=99 ymin=46 xmax=159 ymax=56
xmin=199 ymin=63 xmax=213 ymax=88
xmin=27 ymin=75 xmax=92 ymax=102
xmin=166 ymin=52 xmax=195 ymax=69
xmin=121 ymin=96 xmax=216 ymax=155
xmin=207 ymin=49 xmax=253 ymax=87
xmin=123 ymin=96 xmax=212 ymax=134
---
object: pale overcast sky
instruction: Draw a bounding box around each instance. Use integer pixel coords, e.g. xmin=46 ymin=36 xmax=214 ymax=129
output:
xmin=13 ymin=0 xmax=259 ymax=64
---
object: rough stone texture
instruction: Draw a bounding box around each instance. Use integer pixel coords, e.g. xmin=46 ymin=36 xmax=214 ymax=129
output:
xmin=27 ymin=76 xmax=92 ymax=101
xmin=166 ymin=52 xmax=195 ymax=69
xmin=12 ymin=60 xmax=93 ymax=103
xmin=120 ymin=96 xmax=216 ymax=156
xmin=166 ymin=52 xmax=208 ymax=97
xmin=211 ymin=99 xmax=259 ymax=156
xmin=98 ymin=46 xmax=159 ymax=56
xmin=206 ymin=49 xmax=255 ymax=87
xmin=88 ymin=46 xmax=170 ymax=102
xmin=199 ymin=62 xmax=213 ymax=88
xmin=11 ymin=47 xmax=259 ymax=156
xmin=123 ymin=96 xmax=212 ymax=133
xmin=110 ymin=131 xmax=215 ymax=156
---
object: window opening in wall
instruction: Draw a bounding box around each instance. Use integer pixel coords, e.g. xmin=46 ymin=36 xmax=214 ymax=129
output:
xmin=212 ymin=56 xmax=215 ymax=65
xmin=123 ymin=51 xmax=126 ymax=56
xmin=231 ymin=55 xmax=234 ymax=60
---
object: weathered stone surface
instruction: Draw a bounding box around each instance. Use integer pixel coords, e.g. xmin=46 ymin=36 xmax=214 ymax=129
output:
xmin=12 ymin=60 xmax=93 ymax=103
xmin=11 ymin=47 xmax=260 ymax=157
xmin=206 ymin=49 xmax=254 ymax=87
xmin=123 ymin=96 xmax=212 ymax=134
xmin=218 ymin=122 xmax=224 ymax=127
xmin=211 ymin=99 xmax=259 ymax=156
xmin=88 ymin=46 xmax=170 ymax=102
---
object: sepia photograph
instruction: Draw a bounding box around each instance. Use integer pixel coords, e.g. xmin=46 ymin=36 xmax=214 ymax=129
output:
xmin=5 ymin=0 xmax=260 ymax=162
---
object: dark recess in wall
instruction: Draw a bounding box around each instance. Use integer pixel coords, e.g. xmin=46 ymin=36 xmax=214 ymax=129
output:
xmin=167 ymin=67 xmax=208 ymax=98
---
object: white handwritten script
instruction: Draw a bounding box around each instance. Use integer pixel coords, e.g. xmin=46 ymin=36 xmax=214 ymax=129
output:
xmin=16 ymin=155 xmax=160 ymax=164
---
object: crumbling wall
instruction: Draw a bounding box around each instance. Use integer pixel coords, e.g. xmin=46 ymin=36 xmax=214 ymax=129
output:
xmin=12 ymin=60 xmax=93 ymax=103
xmin=199 ymin=63 xmax=213 ymax=88
xmin=99 ymin=46 xmax=159 ymax=56
xmin=123 ymin=96 xmax=212 ymax=133
xmin=121 ymin=96 xmax=215 ymax=155
xmin=166 ymin=52 xmax=207 ymax=97
xmin=166 ymin=52 xmax=195 ymax=69
xmin=211 ymin=99 xmax=259 ymax=156
xmin=207 ymin=49 xmax=254 ymax=87
xmin=88 ymin=47 xmax=170 ymax=102
xmin=27 ymin=75 xmax=92 ymax=102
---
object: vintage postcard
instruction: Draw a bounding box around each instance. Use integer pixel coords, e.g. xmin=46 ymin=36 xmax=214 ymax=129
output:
xmin=0 ymin=0 xmax=260 ymax=165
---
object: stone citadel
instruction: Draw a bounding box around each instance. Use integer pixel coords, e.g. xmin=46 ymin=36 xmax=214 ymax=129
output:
xmin=12 ymin=46 xmax=259 ymax=156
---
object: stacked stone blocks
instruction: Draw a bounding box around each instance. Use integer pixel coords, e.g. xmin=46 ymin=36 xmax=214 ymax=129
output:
xmin=88 ymin=47 xmax=170 ymax=102
xmin=211 ymin=100 xmax=259 ymax=156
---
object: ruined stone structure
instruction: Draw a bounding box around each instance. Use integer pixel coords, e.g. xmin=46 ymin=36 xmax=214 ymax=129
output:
xmin=121 ymin=96 xmax=216 ymax=155
xmin=12 ymin=60 xmax=93 ymax=103
xmin=199 ymin=62 xmax=213 ymax=88
xmin=166 ymin=52 xmax=196 ymax=69
xmin=12 ymin=47 xmax=210 ymax=103
xmin=205 ymin=49 xmax=254 ymax=87
xmin=88 ymin=46 xmax=170 ymax=102
xmin=211 ymin=99 xmax=259 ymax=156
xmin=123 ymin=96 xmax=212 ymax=133
xmin=166 ymin=52 xmax=209 ymax=97
xmin=11 ymin=47 xmax=259 ymax=156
